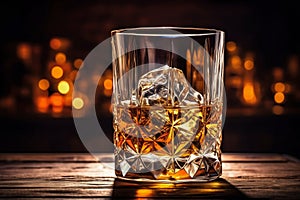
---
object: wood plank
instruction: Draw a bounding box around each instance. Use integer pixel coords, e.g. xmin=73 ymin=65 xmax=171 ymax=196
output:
xmin=0 ymin=153 xmax=296 ymax=162
xmin=222 ymin=152 xmax=297 ymax=162
xmin=0 ymin=153 xmax=299 ymax=199
xmin=0 ymin=153 xmax=101 ymax=162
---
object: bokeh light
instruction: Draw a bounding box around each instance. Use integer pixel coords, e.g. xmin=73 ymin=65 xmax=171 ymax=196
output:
xmin=55 ymin=52 xmax=67 ymax=64
xmin=74 ymin=58 xmax=83 ymax=69
xmin=50 ymin=38 xmax=62 ymax=50
xmin=50 ymin=93 xmax=64 ymax=107
xmin=243 ymin=83 xmax=257 ymax=105
xmin=274 ymin=92 xmax=285 ymax=104
xmin=226 ymin=41 xmax=237 ymax=52
xmin=103 ymin=79 xmax=113 ymax=90
xmin=231 ymin=55 xmax=242 ymax=69
xmin=38 ymin=79 xmax=50 ymax=91
xmin=103 ymin=89 xmax=112 ymax=97
xmin=72 ymin=97 xmax=84 ymax=109
xmin=51 ymin=66 xmax=64 ymax=79
xmin=36 ymin=96 xmax=49 ymax=113
xmin=272 ymin=105 xmax=284 ymax=115
xmin=272 ymin=67 xmax=284 ymax=81
xmin=17 ymin=43 xmax=31 ymax=61
xmin=58 ymin=80 xmax=70 ymax=94
xmin=274 ymin=82 xmax=285 ymax=93
xmin=244 ymin=59 xmax=254 ymax=70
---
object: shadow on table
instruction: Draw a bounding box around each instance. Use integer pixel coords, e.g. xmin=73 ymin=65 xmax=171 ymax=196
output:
xmin=112 ymin=177 xmax=249 ymax=199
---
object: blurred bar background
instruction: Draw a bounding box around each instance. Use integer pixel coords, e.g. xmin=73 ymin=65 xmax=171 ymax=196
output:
xmin=0 ymin=0 xmax=299 ymax=158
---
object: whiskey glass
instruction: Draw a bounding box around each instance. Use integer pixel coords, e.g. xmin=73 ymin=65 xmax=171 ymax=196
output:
xmin=111 ymin=27 xmax=225 ymax=182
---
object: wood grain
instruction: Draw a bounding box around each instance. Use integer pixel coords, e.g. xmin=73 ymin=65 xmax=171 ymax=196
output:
xmin=0 ymin=153 xmax=299 ymax=199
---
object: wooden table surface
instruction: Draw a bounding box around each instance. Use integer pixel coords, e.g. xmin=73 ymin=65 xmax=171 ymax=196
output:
xmin=0 ymin=153 xmax=300 ymax=199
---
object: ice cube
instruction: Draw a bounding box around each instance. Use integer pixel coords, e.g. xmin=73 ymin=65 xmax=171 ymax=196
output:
xmin=138 ymin=65 xmax=203 ymax=106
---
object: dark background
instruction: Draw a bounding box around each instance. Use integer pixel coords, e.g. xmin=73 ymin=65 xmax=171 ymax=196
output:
xmin=0 ymin=0 xmax=300 ymax=158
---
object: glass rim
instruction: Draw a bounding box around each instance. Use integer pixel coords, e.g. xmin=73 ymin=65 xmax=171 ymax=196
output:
xmin=111 ymin=26 xmax=224 ymax=37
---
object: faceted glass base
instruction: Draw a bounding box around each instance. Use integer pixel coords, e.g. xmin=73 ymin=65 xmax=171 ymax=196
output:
xmin=115 ymin=148 xmax=222 ymax=182
xmin=115 ymin=168 xmax=222 ymax=183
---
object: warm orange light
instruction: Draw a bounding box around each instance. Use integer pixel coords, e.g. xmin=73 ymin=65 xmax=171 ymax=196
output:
xmin=272 ymin=105 xmax=284 ymax=115
xmin=72 ymin=97 xmax=84 ymax=109
xmin=49 ymin=37 xmax=71 ymax=51
xmin=74 ymin=58 xmax=83 ymax=69
xmin=50 ymin=93 xmax=64 ymax=113
xmin=58 ymin=81 xmax=70 ymax=94
xmin=36 ymin=96 xmax=49 ymax=113
xmin=272 ymin=67 xmax=284 ymax=81
xmin=103 ymin=89 xmax=112 ymax=97
xmin=192 ymin=48 xmax=202 ymax=66
xmin=50 ymin=93 xmax=64 ymax=107
xmin=186 ymin=49 xmax=192 ymax=81
xmin=226 ymin=41 xmax=237 ymax=52
xmin=51 ymin=66 xmax=64 ymax=79
xmin=50 ymin=38 xmax=62 ymax=50
xmin=231 ymin=56 xmax=242 ymax=69
xmin=244 ymin=60 xmax=254 ymax=70
xmin=228 ymin=77 xmax=242 ymax=88
xmin=274 ymin=92 xmax=285 ymax=104
xmin=274 ymin=82 xmax=285 ymax=92
xmin=38 ymin=79 xmax=50 ymax=91
xmin=103 ymin=79 xmax=113 ymax=90
xmin=135 ymin=189 xmax=153 ymax=198
xmin=52 ymin=106 xmax=63 ymax=113
xmin=55 ymin=52 xmax=66 ymax=64
xmin=243 ymin=83 xmax=257 ymax=105
xmin=17 ymin=43 xmax=31 ymax=60
xmin=186 ymin=49 xmax=191 ymax=64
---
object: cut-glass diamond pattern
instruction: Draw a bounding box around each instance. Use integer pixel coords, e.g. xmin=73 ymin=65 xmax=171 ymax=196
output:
xmin=114 ymin=102 xmax=222 ymax=180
